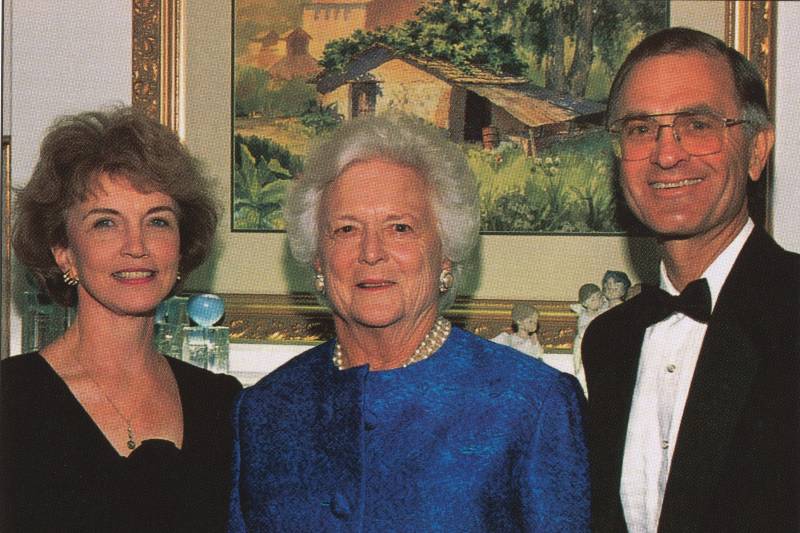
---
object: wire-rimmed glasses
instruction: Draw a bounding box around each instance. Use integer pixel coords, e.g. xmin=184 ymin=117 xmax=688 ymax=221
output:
xmin=608 ymin=111 xmax=750 ymax=161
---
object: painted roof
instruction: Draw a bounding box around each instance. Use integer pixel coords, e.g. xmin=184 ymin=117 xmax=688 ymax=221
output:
xmin=269 ymin=54 xmax=321 ymax=81
xmin=315 ymin=45 xmax=603 ymax=127
xmin=315 ymin=45 xmax=526 ymax=92
xmin=279 ymin=28 xmax=311 ymax=40
xmin=403 ymin=54 xmax=528 ymax=85
xmin=251 ymin=30 xmax=279 ymax=45
xmin=469 ymin=84 xmax=604 ymax=127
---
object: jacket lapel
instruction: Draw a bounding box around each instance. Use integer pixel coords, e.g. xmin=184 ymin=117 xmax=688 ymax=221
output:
xmin=658 ymin=229 xmax=768 ymax=531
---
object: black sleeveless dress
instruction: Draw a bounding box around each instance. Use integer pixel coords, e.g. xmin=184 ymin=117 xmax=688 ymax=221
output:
xmin=1 ymin=352 xmax=241 ymax=532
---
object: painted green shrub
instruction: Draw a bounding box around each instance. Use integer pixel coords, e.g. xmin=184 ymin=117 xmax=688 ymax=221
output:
xmin=471 ymin=130 xmax=620 ymax=233
xmin=233 ymin=135 xmax=303 ymax=230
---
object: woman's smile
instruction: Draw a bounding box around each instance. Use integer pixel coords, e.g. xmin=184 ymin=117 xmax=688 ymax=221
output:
xmin=356 ymin=278 xmax=396 ymax=290
xmin=111 ymin=269 xmax=158 ymax=284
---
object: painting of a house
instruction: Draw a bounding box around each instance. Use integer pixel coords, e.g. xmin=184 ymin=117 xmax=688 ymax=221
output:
xmin=232 ymin=0 xmax=668 ymax=233
xmin=314 ymin=45 xmax=604 ymax=154
xmin=268 ymin=29 xmax=320 ymax=80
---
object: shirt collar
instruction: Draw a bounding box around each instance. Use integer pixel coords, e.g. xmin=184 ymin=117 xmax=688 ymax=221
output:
xmin=660 ymin=218 xmax=754 ymax=311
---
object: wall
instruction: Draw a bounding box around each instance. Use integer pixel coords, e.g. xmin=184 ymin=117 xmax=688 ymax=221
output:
xmin=302 ymin=4 xmax=368 ymax=59
xmin=773 ymin=1 xmax=800 ymax=252
xmin=6 ymin=0 xmax=131 ymax=354
xmin=372 ymin=59 xmax=453 ymax=126
xmin=670 ymin=1 xmax=726 ymax=35
xmin=1 ymin=0 xmax=11 ymax=132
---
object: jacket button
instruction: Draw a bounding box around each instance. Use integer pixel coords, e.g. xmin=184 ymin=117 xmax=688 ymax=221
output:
xmin=364 ymin=411 xmax=377 ymax=431
xmin=331 ymin=493 xmax=351 ymax=518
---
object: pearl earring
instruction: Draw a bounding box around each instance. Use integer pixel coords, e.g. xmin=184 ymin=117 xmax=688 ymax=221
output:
xmin=314 ymin=273 xmax=325 ymax=293
xmin=439 ymin=270 xmax=454 ymax=293
xmin=62 ymin=271 xmax=79 ymax=286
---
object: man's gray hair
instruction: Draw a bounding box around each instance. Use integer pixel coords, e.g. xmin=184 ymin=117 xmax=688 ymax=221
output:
xmin=283 ymin=113 xmax=480 ymax=310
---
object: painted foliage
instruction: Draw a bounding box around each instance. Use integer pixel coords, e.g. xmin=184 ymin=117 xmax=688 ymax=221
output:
xmin=233 ymin=0 xmax=668 ymax=233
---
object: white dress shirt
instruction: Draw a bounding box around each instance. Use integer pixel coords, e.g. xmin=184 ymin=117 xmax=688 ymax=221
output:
xmin=620 ymin=219 xmax=754 ymax=533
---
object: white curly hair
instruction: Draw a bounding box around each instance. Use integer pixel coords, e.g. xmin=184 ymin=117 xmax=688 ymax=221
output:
xmin=283 ymin=113 xmax=480 ymax=310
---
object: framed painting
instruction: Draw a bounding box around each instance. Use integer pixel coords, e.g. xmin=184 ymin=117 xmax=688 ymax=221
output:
xmin=131 ymin=0 xmax=776 ymax=346
xmin=230 ymin=0 xmax=670 ymax=234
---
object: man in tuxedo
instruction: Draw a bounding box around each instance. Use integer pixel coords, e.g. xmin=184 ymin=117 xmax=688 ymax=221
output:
xmin=583 ymin=27 xmax=799 ymax=532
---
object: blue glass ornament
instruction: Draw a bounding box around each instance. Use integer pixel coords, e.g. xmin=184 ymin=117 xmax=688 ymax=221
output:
xmin=187 ymin=294 xmax=225 ymax=327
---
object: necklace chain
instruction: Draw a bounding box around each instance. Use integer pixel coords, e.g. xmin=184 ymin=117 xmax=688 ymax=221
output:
xmin=332 ymin=316 xmax=452 ymax=371
xmin=71 ymin=354 xmax=137 ymax=450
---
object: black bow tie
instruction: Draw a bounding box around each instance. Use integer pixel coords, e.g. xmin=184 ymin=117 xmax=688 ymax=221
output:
xmin=641 ymin=278 xmax=712 ymax=324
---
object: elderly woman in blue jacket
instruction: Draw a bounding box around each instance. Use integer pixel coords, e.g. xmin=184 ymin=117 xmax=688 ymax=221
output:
xmin=228 ymin=114 xmax=589 ymax=532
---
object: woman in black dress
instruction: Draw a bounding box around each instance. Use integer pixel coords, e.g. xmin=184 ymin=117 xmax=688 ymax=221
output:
xmin=2 ymin=107 xmax=241 ymax=532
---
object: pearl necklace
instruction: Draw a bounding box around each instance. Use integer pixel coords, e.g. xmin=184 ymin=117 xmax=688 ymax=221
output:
xmin=332 ymin=316 xmax=452 ymax=370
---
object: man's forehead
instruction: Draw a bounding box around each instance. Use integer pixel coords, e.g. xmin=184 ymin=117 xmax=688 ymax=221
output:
xmin=618 ymin=51 xmax=739 ymax=114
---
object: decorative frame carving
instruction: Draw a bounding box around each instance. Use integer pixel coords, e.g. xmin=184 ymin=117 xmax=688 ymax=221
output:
xmin=725 ymin=1 xmax=775 ymax=103
xmin=221 ymin=293 xmax=576 ymax=352
xmin=725 ymin=0 xmax=776 ymax=230
xmin=132 ymin=0 xmax=180 ymax=131
xmin=130 ymin=0 xmax=776 ymax=348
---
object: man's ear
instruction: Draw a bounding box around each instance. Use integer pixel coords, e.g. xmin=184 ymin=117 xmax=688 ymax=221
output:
xmin=748 ymin=125 xmax=775 ymax=182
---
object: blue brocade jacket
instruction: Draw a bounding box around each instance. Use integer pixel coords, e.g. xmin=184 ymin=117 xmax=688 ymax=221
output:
xmin=229 ymin=327 xmax=589 ymax=532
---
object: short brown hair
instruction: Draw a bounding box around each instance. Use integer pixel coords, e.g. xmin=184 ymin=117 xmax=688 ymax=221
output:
xmin=12 ymin=107 xmax=218 ymax=306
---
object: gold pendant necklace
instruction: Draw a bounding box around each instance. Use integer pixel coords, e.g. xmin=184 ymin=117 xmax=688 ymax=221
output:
xmin=333 ymin=316 xmax=452 ymax=371
xmin=71 ymin=354 xmax=137 ymax=450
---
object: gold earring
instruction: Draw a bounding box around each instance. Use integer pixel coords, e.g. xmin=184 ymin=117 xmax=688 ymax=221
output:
xmin=62 ymin=270 xmax=79 ymax=286
xmin=439 ymin=270 xmax=454 ymax=293
xmin=314 ymin=273 xmax=325 ymax=293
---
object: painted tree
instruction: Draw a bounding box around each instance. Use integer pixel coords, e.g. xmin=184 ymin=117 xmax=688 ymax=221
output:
xmin=235 ymin=65 xmax=270 ymax=117
xmin=320 ymin=0 xmax=525 ymax=76
xmin=493 ymin=0 xmax=667 ymax=97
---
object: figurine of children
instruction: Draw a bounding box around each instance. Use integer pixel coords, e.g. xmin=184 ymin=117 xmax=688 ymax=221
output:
xmin=571 ymin=283 xmax=605 ymax=395
xmin=601 ymin=270 xmax=632 ymax=310
xmin=491 ymin=303 xmax=542 ymax=359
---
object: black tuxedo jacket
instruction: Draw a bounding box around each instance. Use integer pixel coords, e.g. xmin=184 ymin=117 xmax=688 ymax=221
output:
xmin=583 ymin=227 xmax=800 ymax=533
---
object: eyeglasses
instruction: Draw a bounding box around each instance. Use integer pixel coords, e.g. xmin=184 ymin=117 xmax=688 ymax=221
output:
xmin=607 ymin=111 xmax=750 ymax=161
